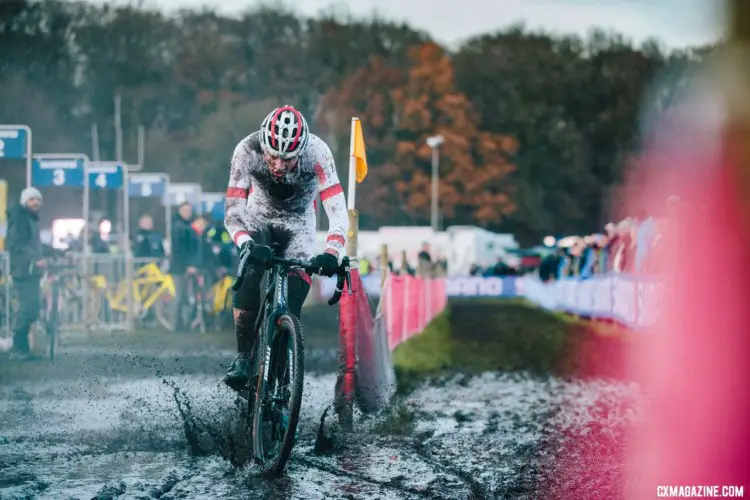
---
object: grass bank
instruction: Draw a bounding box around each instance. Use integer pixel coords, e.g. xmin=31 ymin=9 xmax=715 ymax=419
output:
xmin=393 ymin=299 xmax=630 ymax=391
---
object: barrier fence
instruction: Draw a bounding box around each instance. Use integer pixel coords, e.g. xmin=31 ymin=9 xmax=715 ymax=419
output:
xmin=0 ymin=246 xmax=656 ymax=338
xmin=343 ymin=269 xmax=449 ymax=414
xmin=0 ymin=252 xmax=10 ymax=337
xmin=381 ymin=274 xmax=447 ymax=350
xmin=521 ymin=274 xmax=664 ymax=330
xmin=0 ymin=251 xmax=196 ymax=335
xmin=318 ymin=273 xmax=663 ymax=331
xmin=315 ymin=273 xmax=521 ymax=300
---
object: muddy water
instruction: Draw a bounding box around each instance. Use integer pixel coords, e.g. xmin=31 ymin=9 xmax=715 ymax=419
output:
xmin=0 ymin=347 xmax=641 ymax=499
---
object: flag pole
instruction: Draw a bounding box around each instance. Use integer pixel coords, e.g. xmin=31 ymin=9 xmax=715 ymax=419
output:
xmin=347 ymin=117 xmax=357 ymax=210
xmin=346 ymin=117 xmax=359 ymax=257
xmin=337 ymin=116 xmax=361 ymax=432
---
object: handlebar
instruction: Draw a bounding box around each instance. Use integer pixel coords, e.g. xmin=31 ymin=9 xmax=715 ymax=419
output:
xmin=29 ymin=251 xmax=76 ymax=276
xmin=231 ymin=245 xmax=352 ymax=305
xmin=327 ymin=259 xmax=352 ymax=306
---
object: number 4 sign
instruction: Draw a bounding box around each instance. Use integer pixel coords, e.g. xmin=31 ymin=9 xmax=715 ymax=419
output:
xmin=88 ymin=163 xmax=125 ymax=191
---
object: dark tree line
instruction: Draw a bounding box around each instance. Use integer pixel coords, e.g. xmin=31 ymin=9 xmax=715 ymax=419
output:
xmin=0 ymin=0 xmax=707 ymax=243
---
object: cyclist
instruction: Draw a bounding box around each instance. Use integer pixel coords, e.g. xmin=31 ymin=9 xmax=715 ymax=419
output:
xmin=223 ymin=105 xmax=348 ymax=388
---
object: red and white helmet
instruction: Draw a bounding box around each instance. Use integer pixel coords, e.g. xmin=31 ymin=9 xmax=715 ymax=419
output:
xmin=259 ymin=105 xmax=310 ymax=159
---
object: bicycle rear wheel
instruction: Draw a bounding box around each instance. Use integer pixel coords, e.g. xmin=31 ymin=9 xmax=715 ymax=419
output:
xmin=252 ymin=313 xmax=305 ymax=476
xmin=47 ymin=282 xmax=60 ymax=360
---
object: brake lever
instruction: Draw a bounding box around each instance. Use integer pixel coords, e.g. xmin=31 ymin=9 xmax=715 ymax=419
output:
xmin=344 ymin=268 xmax=352 ymax=295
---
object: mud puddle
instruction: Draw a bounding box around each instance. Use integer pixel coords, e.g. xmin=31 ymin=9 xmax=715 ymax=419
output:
xmin=0 ymin=351 xmax=641 ymax=499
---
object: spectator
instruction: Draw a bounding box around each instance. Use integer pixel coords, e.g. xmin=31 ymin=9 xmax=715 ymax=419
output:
xmin=484 ymin=255 xmax=520 ymax=277
xmin=205 ymin=220 xmax=234 ymax=274
xmin=579 ymin=236 xmax=599 ymax=279
xmin=634 ymin=211 xmax=656 ymax=273
xmin=90 ymin=220 xmax=110 ymax=254
xmin=539 ymin=251 xmax=558 ymax=282
xmin=435 ymin=255 xmax=448 ymax=275
xmin=132 ymin=214 xmax=165 ymax=259
xmin=6 ymin=188 xmax=51 ymax=361
xmin=190 ymin=214 xmax=213 ymax=276
xmin=600 ymin=224 xmax=616 ymax=273
xmin=568 ymin=238 xmax=586 ymax=276
xmin=417 ymin=241 xmax=432 ymax=276
xmin=359 ymin=257 xmax=371 ymax=275
xmin=170 ymin=202 xmax=201 ymax=331
xmin=64 ymin=232 xmax=78 ymax=250
xmin=417 ymin=242 xmax=432 ymax=263
xmin=555 ymin=245 xmax=570 ymax=279
xmin=610 ymin=219 xmax=634 ymax=272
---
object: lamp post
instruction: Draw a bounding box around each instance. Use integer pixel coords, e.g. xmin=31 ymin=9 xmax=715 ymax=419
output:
xmin=426 ymin=135 xmax=444 ymax=231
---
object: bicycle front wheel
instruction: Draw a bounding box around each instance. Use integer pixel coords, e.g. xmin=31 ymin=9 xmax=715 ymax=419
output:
xmin=252 ymin=313 xmax=305 ymax=476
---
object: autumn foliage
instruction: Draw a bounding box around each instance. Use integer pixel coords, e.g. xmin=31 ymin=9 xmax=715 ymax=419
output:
xmin=321 ymin=43 xmax=518 ymax=228
xmin=0 ymin=2 xmax=706 ymax=240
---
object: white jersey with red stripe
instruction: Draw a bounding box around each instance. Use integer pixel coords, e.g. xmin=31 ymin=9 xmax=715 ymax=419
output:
xmin=224 ymin=131 xmax=348 ymax=260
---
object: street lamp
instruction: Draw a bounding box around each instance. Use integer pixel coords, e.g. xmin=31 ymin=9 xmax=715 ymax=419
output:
xmin=426 ymin=135 xmax=444 ymax=231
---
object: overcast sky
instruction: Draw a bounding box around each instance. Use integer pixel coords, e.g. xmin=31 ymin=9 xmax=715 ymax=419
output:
xmin=91 ymin=0 xmax=726 ymax=49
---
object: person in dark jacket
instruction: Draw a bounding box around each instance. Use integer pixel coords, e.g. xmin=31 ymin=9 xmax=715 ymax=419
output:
xmin=90 ymin=220 xmax=110 ymax=254
xmin=206 ymin=220 xmax=234 ymax=272
xmin=132 ymin=214 xmax=165 ymax=259
xmin=190 ymin=215 xmax=212 ymax=275
xmin=170 ymin=203 xmax=201 ymax=331
xmin=6 ymin=187 xmax=48 ymax=360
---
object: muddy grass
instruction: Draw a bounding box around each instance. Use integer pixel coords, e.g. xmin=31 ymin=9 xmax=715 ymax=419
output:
xmin=393 ymin=299 xmax=634 ymax=392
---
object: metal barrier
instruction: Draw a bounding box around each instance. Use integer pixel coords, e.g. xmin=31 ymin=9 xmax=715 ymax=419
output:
xmin=0 ymin=251 xmax=11 ymax=337
xmin=129 ymin=256 xmax=173 ymax=330
xmin=0 ymin=250 xmax=234 ymax=334
xmin=50 ymin=251 xmax=90 ymax=330
xmin=85 ymin=253 xmax=131 ymax=331
xmin=82 ymin=254 xmax=175 ymax=331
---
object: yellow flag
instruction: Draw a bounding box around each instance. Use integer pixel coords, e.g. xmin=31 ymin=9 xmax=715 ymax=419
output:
xmin=352 ymin=119 xmax=368 ymax=183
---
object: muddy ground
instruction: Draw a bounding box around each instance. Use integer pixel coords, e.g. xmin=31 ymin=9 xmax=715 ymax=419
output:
xmin=0 ymin=307 xmax=641 ymax=500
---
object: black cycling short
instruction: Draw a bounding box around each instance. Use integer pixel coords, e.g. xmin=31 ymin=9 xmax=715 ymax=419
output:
xmin=232 ymin=225 xmax=311 ymax=315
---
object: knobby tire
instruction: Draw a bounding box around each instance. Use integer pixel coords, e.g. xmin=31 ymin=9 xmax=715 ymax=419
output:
xmin=252 ymin=312 xmax=305 ymax=476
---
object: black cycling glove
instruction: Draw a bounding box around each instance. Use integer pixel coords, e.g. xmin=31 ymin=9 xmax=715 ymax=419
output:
xmin=250 ymin=244 xmax=273 ymax=264
xmin=310 ymin=252 xmax=339 ymax=277
xmin=239 ymin=240 xmax=254 ymax=260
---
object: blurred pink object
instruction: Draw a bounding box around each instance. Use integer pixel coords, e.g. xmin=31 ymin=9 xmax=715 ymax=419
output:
xmin=627 ymin=73 xmax=750 ymax=497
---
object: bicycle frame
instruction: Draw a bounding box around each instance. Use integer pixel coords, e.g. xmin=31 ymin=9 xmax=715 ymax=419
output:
xmin=230 ymin=248 xmax=351 ymax=471
xmin=254 ymin=264 xmax=292 ymax=385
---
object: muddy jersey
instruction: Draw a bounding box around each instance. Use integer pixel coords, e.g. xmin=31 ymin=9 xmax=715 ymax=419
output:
xmin=224 ymin=132 xmax=348 ymax=260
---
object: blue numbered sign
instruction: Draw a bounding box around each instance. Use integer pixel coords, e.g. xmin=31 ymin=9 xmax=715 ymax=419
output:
xmin=0 ymin=126 xmax=30 ymax=160
xmin=31 ymin=155 xmax=86 ymax=188
xmin=89 ymin=162 xmax=125 ymax=190
xmin=165 ymin=183 xmax=202 ymax=207
xmin=128 ymin=173 xmax=168 ymax=198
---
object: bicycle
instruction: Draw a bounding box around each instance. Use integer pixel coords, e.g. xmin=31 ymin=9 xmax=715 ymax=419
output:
xmin=205 ymin=268 xmax=234 ymax=331
xmin=39 ymin=264 xmax=101 ymax=328
xmin=89 ymin=261 xmax=177 ymax=329
xmin=39 ymin=259 xmax=77 ymax=360
xmin=184 ymin=272 xmax=206 ymax=333
xmin=231 ymin=244 xmax=350 ymax=476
